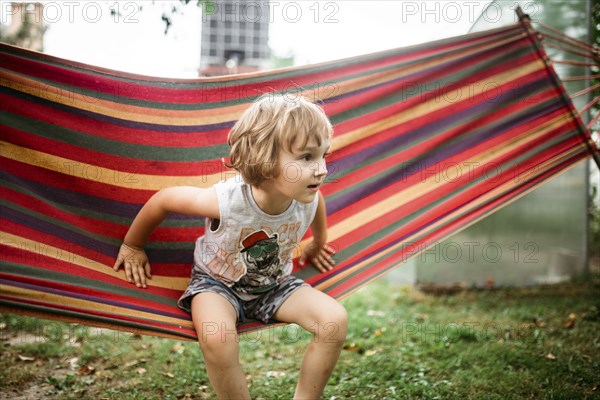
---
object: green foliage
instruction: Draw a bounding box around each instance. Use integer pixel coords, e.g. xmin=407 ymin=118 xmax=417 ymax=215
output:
xmin=2 ymin=279 xmax=599 ymax=399
xmin=591 ymin=0 xmax=600 ymax=135
xmin=590 ymin=181 xmax=600 ymax=257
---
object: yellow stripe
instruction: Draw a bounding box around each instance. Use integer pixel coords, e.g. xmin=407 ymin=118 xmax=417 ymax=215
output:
xmin=0 ymin=69 xmax=246 ymax=125
xmin=0 ymin=232 xmax=189 ymax=291
xmin=315 ymin=143 xmax=587 ymax=291
xmin=328 ymin=32 xmax=527 ymax=103
xmin=331 ymin=58 xmax=545 ymax=152
xmin=0 ymin=32 xmax=524 ymax=126
xmin=0 ymin=140 xmax=232 ymax=190
xmin=0 ymin=60 xmax=543 ymax=191
xmin=303 ymin=112 xmax=573 ymax=251
xmin=0 ymin=285 xmax=194 ymax=328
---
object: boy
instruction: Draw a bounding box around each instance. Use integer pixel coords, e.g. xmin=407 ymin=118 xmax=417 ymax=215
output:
xmin=113 ymin=95 xmax=348 ymax=399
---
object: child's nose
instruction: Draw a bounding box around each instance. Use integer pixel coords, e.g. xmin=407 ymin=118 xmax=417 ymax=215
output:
xmin=313 ymin=159 xmax=328 ymax=177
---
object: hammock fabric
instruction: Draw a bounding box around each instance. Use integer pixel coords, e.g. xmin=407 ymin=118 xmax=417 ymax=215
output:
xmin=1 ymin=18 xmax=598 ymax=339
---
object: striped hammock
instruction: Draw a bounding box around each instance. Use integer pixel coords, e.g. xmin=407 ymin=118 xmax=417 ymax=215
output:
xmin=1 ymin=19 xmax=598 ymax=339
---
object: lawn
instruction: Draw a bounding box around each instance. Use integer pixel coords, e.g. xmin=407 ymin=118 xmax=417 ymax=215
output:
xmin=1 ymin=277 xmax=599 ymax=399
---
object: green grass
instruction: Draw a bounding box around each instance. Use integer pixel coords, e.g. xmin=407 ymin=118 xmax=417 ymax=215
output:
xmin=2 ymin=278 xmax=599 ymax=399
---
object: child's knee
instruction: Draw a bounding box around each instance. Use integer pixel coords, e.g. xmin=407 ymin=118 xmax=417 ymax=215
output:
xmin=197 ymin=321 xmax=239 ymax=360
xmin=316 ymin=302 xmax=348 ymax=343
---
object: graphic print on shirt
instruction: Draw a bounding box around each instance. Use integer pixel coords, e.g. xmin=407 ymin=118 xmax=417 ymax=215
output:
xmin=235 ymin=230 xmax=282 ymax=294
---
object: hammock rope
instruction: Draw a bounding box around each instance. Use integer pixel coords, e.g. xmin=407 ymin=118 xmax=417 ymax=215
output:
xmin=1 ymin=17 xmax=598 ymax=339
xmin=537 ymin=22 xmax=599 ymax=53
xmin=517 ymin=10 xmax=599 ymax=168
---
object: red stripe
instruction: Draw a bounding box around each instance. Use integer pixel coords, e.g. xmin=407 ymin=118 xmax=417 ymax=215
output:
xmin=326 ymin=132 xmax=582 ymax=277
xmin=0 ymin=186 xmax=203 ymax=242
xmin=325 ymin=150 xmax=588 ymax=297
xmin=0 ymin=292 xmax=195 ymax=337
xmin=326 ymin=103 xmax=570 ymax=228
xmin=0 ymin=26 xmax=522 ymax=104
xmin=0 ymin=219 xmax=193 ymax=277
xmin=325 ymin=35 xmax=533 ymax=121
xmin=1 ymin=156 xmax=155 ymax=203
xmin=323 ymin=78 xmax=558 ymax=198
xmin=0 ymin=92 xmax=230 ymax=147
xmin=0 ymin=267 xmax=185 ymax=317
xmin=0 ymin=124 xmax=229 ymax=176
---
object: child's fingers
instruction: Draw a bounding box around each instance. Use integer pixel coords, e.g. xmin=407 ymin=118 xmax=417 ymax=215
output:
xmin=113 ymin=257 xmax=123 ymax=271
xmin=312 ymin=258 xmax=327 ymax=273
xmin=124 ymin=262 xmax=134 ymax=284
xmin=144 ymin=262 xmax=152 ymax=280
xmin=131 ymin=264 xmax=143 ymax=288
xmin=323 ymin=243 xmax=336 ymax=256
xmin=312 ymin=253 xmax=333 ymax=273
xmin=319 ymin=251 xmax=335 ymax=271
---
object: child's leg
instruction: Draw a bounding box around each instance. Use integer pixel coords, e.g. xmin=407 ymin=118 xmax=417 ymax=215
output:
xmin=191 ymin=292 xmax=250 ymax=400
xmin=273 ymin=286 xmax=348 ymax=400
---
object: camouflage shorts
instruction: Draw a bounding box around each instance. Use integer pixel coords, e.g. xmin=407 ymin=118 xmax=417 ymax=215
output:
xmin=177 ymin=271 xmax=308 ymax=324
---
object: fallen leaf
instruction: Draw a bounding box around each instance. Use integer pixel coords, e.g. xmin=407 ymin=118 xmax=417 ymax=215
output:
xmin=568 ymin=313 xmax=577 ymax=320
xmin=77 ymin=365 xmax=96 ymax=376
xmin=266 ymin=371 xmax=285 ymax=378
xmin=162 ymin=372 xmax=175 ymax=378
xmin=125 ymin=360 xmax=140 ymax=368
xmin=545 ymin=353 xmax=557 ymax=360
xmin=343 ymin=343 xmax=361 ymax=352
xmin=136 ymin=367 xmax=147 ymax=375
xmin=365 ymin=349 xmax=378 ymax=356
xmin=170 ymin=342 xmax=185 ymax=354
xmin=374 ymin=328 xmax=385 ymax=337
xmin=564 ymin=319 xmax=575 ymax=329
xmin=17 ymin=355 xmax=35 ymax=362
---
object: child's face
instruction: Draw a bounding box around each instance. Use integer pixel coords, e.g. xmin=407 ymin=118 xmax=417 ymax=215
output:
xmin=272 ymin=134 xmax=331 ymax=204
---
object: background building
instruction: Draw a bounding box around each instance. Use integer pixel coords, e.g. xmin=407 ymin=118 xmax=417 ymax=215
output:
xmin=199 ymin=0 xmax=270 ymax=76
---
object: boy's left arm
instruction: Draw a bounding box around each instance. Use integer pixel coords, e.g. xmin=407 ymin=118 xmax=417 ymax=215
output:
xmin=300 ymin=191 xmax=336 ymax=272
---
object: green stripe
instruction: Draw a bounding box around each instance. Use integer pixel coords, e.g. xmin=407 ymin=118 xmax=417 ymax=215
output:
xmin=0 ymin=299 xmax=197 ymax=340
xmin=1 ymin=110 xmax=229 ymax=161
xmin=1 ymin=199 xmax=197 ymax=251
xmin=4 ymin=27 xmax=523 ymax=110
xmin=1 ymin=262 xmax=182 ymax=308
xmin=307 ymin=129 xmax=579 ymax=284
xmin=328 ymin=41 xmax=533 ymax=125
xmin=326 ymin=95 xmax=559 ymax=206
xmin=0 ymin=178 xmax=203 ymax=228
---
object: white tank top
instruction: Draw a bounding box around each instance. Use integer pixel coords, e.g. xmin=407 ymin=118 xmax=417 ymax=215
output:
xmin=192 ymin=177 xmax=319 ymax=300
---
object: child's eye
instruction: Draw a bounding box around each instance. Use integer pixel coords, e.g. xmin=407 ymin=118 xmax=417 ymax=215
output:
xmin=301 ymin=154 xmax=312 ymax=161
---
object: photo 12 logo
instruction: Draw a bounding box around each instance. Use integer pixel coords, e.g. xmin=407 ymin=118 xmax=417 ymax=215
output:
xmin=1 ymin=2 xmax=140 ymax=24
xmin=399 ymin=1 xmax=541 ymax=24
xmin=202 ymin=1 xmax=340 ymax=24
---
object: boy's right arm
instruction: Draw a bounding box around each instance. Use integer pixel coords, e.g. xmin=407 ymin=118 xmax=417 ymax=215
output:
xmin=113 ymin=186 xmax=219 ymax=288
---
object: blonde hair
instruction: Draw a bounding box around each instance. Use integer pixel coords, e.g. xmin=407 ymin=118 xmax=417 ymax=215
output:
xmin=227 ymin=94 xmax=333 ymax=186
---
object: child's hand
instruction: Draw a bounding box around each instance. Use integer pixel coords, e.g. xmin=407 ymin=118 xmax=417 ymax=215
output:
xmin=299 ymin=241 xmax=336 ymax=273
xmin=113 ymin=243 xmax=152 ymax=289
